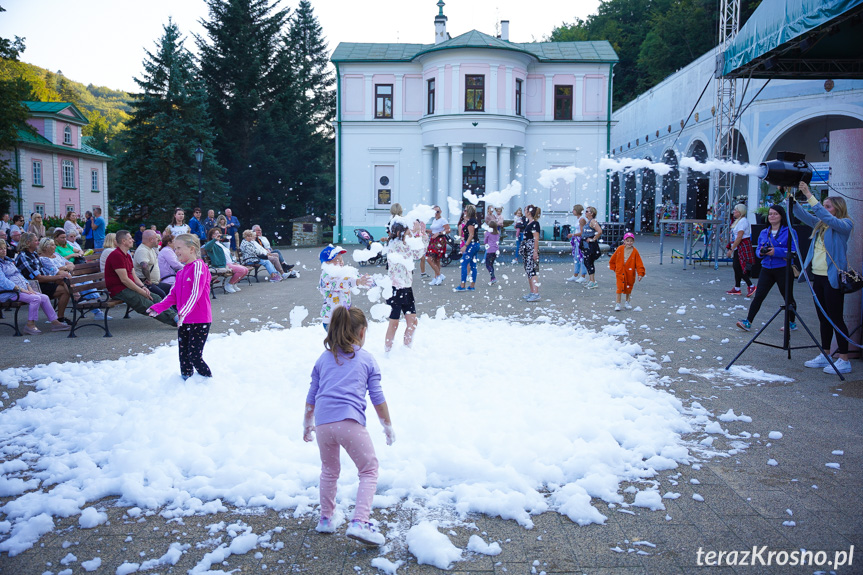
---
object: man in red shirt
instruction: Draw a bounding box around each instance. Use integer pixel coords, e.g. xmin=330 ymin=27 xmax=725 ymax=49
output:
xmin=104 ymin=229 xmax=177 ymax=326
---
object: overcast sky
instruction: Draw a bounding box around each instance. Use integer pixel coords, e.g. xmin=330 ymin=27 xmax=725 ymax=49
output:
xmin=0 ymin=0 xmax=600 ymax=93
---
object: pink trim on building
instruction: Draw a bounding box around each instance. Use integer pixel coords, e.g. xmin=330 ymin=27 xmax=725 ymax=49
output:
xmin=526 ymin=75 xmax=545 ymax=116
xmin=582 ymin=75 xmax=607 ymax=117
xmin=26 ymin=118 xmax=45 ymax=138
xmin=342 ymin=75 xmax=365 ymax=116
xmin=444 ymin=65 xmax=452 ymax=111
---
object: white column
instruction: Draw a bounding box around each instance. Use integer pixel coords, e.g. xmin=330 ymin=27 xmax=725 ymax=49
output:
xmin=394 ymin=74 xmax=404 ymax=121
xmin=422 ymin=148 xmax=434 ymax=204
xmin=437 ymin=145 xmax=450 ymax=212
xmin=678 ymin=166 xmax=689 ymax=218
xmin=545 ymin=76 xmax=554 ymax=121
xmin=498 ymin=146 xmax=512 ymax=195
xmin=364 ymin=74 xmax=373 ymax=121
xmin=634 ymin=170 xmax=643 ymax=232
xmin=488 ymin=67 xmax=498 ymax=114
xmin=514 ymin=150 xmax=527 ymax=213
xmin=450 ymin=144 xmax=464 ymax=207
xmin=505 ymin=67 xmax=513 ymax=115
xmin=451 ymin=65 xmax=460 ymax=114
xmin=485 ymin=145 xmax=499 ymax=196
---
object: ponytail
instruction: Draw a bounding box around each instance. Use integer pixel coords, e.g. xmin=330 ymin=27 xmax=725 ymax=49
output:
xmin=324 ymin=306 xmax=368 ymax=363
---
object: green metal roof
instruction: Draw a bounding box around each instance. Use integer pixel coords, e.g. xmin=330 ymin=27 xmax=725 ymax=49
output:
xmin=15 ymin=127 xmax=111 ymax=159
xmin=22 ymin=101 xmax=89 ymax=124
xmin=722 ymin=0 xmax=863 ymax=78
xmin=332 ymin=29 xmax=617 ymax=64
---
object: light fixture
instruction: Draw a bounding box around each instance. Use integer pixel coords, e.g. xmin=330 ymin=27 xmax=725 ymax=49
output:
xmin=819 ymin=135 xmax=829 ymax=156
xmin=469 ymin=147 xmax=477 ymax=172
xmin=756 ymin=151 xmax=813 ymax=187
xmin=194 ymin=146 xmax=204 ymax=164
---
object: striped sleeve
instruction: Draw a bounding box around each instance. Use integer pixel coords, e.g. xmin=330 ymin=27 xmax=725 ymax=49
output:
xmin=178 ymin=260 xmax=206 ymax=320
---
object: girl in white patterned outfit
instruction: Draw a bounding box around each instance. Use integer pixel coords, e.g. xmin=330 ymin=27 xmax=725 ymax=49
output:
xmin=318 ymin=245 xmax=373 ymax=331
xmin=384 ymin=220 xmax=428 ymax=351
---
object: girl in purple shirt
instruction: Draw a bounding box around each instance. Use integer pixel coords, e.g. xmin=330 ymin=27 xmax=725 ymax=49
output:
xmin=303 ymin=306 xmax=394 ymax=546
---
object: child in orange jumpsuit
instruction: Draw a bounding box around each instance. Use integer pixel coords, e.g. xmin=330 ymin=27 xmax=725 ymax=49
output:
xmin=608 ymin=232 xmax=646 ymax=311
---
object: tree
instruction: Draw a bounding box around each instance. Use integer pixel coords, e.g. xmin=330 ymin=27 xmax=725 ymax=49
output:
xmin=0 ymin=5 xmax=33 ymax=212
xmin=113 ymin=19 xmax=228 ymax=225
xmin=196 ymin=0 xmax=291 ymax=225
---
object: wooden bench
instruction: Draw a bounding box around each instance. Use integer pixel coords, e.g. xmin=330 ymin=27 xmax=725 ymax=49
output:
xmin=0 ymin=290 xmax=24 ymax=336
xmin=201 ymin=253 xmax=234 ymax=298
xmin=64 ymin=264 xmax=130 ymax=337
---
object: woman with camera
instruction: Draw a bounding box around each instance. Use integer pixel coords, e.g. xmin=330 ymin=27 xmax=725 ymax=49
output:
xmin=726 ymin=204 xmax=756 ymax=297
xmin=736 ymin=204 xmax=798 ymax=332
xmin=793 ymin=181 xmax=854 ymax=374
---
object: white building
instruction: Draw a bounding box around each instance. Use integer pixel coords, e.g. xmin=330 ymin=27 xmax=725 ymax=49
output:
xmin=331 ymin=3 xmax=617 ymax=243
xmin=609 ymin=51 xmax=863 ymax=232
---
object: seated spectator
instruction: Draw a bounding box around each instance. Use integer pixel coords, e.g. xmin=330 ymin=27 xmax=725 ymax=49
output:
xmin=99 ymin=233 xmax=117 ymax=273
xmin=63 ymin=211 xmax=84 ymax=239
xmin=0 ymin=212 xmax=10 ymax=241
xmin=14 ymin=232 xmax=72 ymax=323
xmin=53 ymin=229 xmax=84 ymax=263
xmin=203 ymin=227 xmax=248 ymax=294
xmin=7 ymin=228 xmax=21 ymax=257
xmin=0 ymin=239 xmax=70 ymax=334
xmin=214 ymin=214 xmax=230 ymax=251
xmin=66 ymin=229 xmax=88 ymax=257
xmin=28 ymin=213 xmax=46 ymax=240
xmin=240 ymin=229 xmax=283 ymax=282
xmin=133 ymin=229 xmax=171 ymax=298
xmin=252 ymin=225 xmax=295 ymax=276
xmin=157 ymin=232 xmax=184 ymax=286
xmin=103 ymin=229 xmax=177 ymax=326
xmin=38 ymin=238 xmax=75 ymax=276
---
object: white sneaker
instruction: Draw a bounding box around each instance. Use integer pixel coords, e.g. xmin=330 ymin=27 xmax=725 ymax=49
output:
xmin=439 ymin=274 xmax=445 ymax=282
xmin=624 ymin=301 xmax=632 ymax=310
xmin=823 ymin=358 xmax=852 ymax=374
xmin=233 ymin=284 xmax=241 ymax=291
xmin=804 ymin=354 xmax=830 ymax=368
xmin=575 ymin=276 xmax=586 ymax=283
xmin=614 ymin=303 xmax=621 ymax=311
xmin=586 ymin=281 xmax=598 ymax=289
xmin=566 ymin=276 xmax=578 ymax=282
xmin=526 ymin=293 xmax=541 ymax=302
xmin=224 ymin=283 xmax=237 ymax=294
xmin=315 ymin=517 xmax=336 ymax=534
xmin=345 ymin=520 xmax=385 ymax=546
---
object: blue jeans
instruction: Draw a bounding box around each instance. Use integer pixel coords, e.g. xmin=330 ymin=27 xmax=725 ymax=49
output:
xmin=460 ymin=242 xmax=479 ymax=283
xmin=514 ymin=235 xmax=522 ymax=262
xmin=258 ymin=258 xmax=278 ymax=275
xmin=573 ymin=259 xmax=586 ymax=275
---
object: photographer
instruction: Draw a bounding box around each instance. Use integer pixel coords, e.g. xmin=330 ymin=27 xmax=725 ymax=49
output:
xmin=736 ymin=204 xmax=798 ymax=332
xmin=793 ymin=182 xmax=854 ymax=375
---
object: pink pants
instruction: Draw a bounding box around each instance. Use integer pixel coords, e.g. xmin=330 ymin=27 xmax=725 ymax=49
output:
xmin=226 ymin=263 xmax=248 ymax=284
xmin=18 ymin=292 xmax=57 ymax=322
xmin=316 ymin=419 xmax=378 ymax=523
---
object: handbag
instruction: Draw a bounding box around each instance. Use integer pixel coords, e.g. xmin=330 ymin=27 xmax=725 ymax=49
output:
xmin=825 ymin=249 xmax=863 ymax=294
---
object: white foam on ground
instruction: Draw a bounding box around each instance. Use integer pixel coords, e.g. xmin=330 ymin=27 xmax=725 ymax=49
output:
xmin=1 ymin=316 xmax=726 ymax=556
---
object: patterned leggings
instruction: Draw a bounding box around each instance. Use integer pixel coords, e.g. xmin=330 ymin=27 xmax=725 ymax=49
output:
xmin=178 ymin=323 xmax=212 ymax=378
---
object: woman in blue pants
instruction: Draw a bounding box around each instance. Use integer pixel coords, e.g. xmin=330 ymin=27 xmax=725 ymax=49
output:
xmin=455 ymin=205 xmax=479 ymax=292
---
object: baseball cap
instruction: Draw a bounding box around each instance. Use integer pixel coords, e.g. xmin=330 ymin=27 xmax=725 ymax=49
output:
xmin=623 ymin=232 xmax=635 ymax=241
xmin=319 ymin=245 xmax=347 ymax=262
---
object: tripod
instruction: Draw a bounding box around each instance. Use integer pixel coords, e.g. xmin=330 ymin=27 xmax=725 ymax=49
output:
xmin=725 ymin=189 xmax=847 ymax=381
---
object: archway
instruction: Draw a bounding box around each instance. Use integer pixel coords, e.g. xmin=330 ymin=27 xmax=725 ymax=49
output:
xmin=624 ymin=171 xmax=636 ymax=231
xmin=659 ymin=150 xmax=679 ymax=226
xmin=640 ymin=157 xmax=655 ymax=233
xmin=610 ymin=172 xmax=621 ymax=223
xmin=686 ymin=140 xmax=710 ymax=219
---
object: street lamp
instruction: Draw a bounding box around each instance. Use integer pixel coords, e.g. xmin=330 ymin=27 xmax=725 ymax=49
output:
xmin=194 ymin=146 xmax=204 ymax=209
xmin=818 ymin=135 xmax=829 ymax=157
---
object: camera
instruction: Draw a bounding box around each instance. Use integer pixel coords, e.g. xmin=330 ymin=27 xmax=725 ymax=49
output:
xmin=759 ymin=245 xmax=771 ymax=257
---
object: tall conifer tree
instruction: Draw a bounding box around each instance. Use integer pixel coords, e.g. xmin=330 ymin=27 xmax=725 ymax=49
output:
xmin=114 ymin=20 xmax=228 ymax=224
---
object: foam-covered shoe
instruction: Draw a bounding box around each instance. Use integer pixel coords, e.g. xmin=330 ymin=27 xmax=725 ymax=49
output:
xmin=315 ymin=517 xmax=336 ymax=534
xmin=345 ymin=520 xmax=385 ymax=546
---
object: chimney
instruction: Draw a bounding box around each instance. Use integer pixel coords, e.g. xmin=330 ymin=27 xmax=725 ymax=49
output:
xmin=501 ymin=20 xmax=509 ymax=41
xmin=434 ymin=0 xmax=447 ymax=44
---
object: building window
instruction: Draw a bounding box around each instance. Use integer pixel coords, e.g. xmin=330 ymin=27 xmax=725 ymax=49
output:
xmin=465 ymin=75 xmax=485 ymax=111
xmin=34 ymin=203 xmax=45 ymax=216
xmin=515 ymin=79 xmax=523 ymax=116
xmin=65 ymin=205 xmax=75 ymax=213
xmin=63 ymin=126 xmax=72 ymax=145
xmin=32 ymin=160 xmax=42 ymax=186
xmin=375 ymin=84 xmax=393 ymax=118
xmin=62 ymin=160 xmax=76 ymax=188
xmin=91 ymin=169 xmax=99 ymax=192
xmin=427 ymin=79 xmax=435 ymax=115
xmin=554 ymin=85 xmax=573 ymax=120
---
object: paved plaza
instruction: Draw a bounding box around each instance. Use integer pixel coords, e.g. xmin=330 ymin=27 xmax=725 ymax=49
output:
xmin=1 ymin=234 xmax=861 ymax=574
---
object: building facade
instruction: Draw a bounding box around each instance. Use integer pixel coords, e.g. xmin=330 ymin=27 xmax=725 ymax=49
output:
xmin=1 ymin=101 xmax=111 ymax=219
xmin=331 ymin=7 xmax=617 ymax=243
xmin=609 ymin=51 xmax=863 ymax=232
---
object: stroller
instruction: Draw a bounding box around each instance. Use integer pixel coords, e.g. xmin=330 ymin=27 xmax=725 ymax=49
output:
xmin=354 ymin=228 xmax=387 ymax=266
xmin=439 ymin=234 xmax=461 ymax=267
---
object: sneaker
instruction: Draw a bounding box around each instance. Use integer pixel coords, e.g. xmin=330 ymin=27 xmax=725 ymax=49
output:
xmin=22 ymin=325 xmax=42 ymax=335
xmin=438 ymin=274 xmax=445 ymax=282
xmin=804 ymin=354 xmax=831 ymax=368
xmin=269 ymin=273 xmax=282 ymax=282
xmin=746 ymin=286 xmax=757 ymax=297
xmin=233 ymin=284 xmax=241 ymax=291
xmin=526 ymin=293 xmax=541 ymax=302
xmin=345 ymin=520 xmax=385 ymax=547
xmin=454 ymin=286 xmax=468 ymax=292
xmin=779 ymin=322 xmax=797 ymax=332
xmin=575 ymin=276 xmax=586 ymax=283
xmin=522 ymin=293 xmax=532 ymax=300
xmin=726 ymin=288 xmax=742 ymax=295
xmin=431 ymin=276 xmax=442 ymax=286
xmin=315 ymin=517 xmax=336 ymax=534
xmin=490 ymin=278 xmax=497 ymax=285
xmin=823 ymin=358 xmax=852 ymax=374
xmin=624 ymin=301 xmax=632 ymax=310
xmin=614 ymin=303 xmax=621 ymax=311
xmin=566 ymin=275 xmax=579 ymax=282
xmin=467 ymin=286 xmax=475 ymax=291
xmin=51 ymin=322 xmax=71 ymax=332
xmin=92 ymin=309 xmax=112 ymax=320
xmin=421 ymin=272 xmax=430 ymax=278
xmin=736 ymin=319 xmax=751 ymax=331
xmin=586 ymin=282 xmax=598 ymax=289
xmin=224 ymin=282 xmax=237 ymax=293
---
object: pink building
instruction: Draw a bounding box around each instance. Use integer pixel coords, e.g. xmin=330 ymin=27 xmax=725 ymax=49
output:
xmin=1 ymin=101 xmax=110 ymax=219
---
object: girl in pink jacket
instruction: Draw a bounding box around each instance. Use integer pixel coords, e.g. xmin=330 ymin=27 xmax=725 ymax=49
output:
xmin=149 ymin=234 xmax=213 ymax=380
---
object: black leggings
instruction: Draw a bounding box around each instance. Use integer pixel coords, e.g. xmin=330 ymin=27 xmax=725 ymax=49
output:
xmin=746 ymin=266 xmax=796 ymax=323
xmin=179 ymin=323 xmax=212 ymax=377
xmin=733 ymin=250 xmax=752 ymax=287
xmin=485 ymin=252 xmax=497 ymax=280
xmin=583 ymin=242 xmax=600 ymax=275
xmin=812 ymin=275 xmax=849 ymax=354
